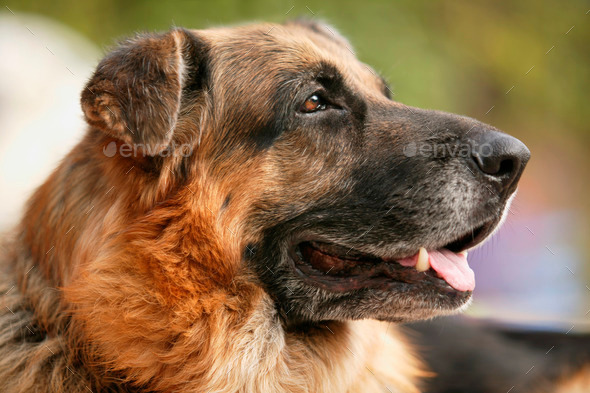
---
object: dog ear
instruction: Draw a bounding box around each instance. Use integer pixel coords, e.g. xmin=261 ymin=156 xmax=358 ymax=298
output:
xmin=81 ymin=29 xmax=204 ymax=155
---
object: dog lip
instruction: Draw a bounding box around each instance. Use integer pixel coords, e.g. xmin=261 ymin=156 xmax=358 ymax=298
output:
xmin=289 ymin=240 xmax=468 ymax=295
xmin=285 ymin=215 xmax=500 ymax=295
xmin=443 ymin=217 xmax=499 ymax=253
xmin=288 ymin=214 xmax=498 ymax=264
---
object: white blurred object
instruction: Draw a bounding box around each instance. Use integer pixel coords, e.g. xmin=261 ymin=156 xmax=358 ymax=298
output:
xmin=0 ymin=13 xmax=100 ymax=228
xmin=467 ymin=208 xmax=590 ymax=332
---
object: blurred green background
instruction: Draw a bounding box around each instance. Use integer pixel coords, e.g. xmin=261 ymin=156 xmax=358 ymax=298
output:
xmin=3 ymin=0 xmax=589 ymax=326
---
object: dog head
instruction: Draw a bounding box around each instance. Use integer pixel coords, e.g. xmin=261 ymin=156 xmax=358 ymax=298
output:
xmin=80 ymin=20 xmax=529 ymax=326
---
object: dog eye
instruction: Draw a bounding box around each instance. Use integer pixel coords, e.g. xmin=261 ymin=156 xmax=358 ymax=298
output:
xmin=300 ymin=94 xmax=327 ymax=113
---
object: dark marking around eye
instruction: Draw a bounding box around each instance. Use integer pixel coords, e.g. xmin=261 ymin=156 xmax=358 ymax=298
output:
xmin=315 ymin=63 xmax=346 ymax=93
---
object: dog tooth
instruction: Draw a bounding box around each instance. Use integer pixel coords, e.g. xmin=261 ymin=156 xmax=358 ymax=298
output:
xmin=415 ymin=247 xmax=430 ymax=272
xmin=459 ymin=251 xmax=468 ymax=258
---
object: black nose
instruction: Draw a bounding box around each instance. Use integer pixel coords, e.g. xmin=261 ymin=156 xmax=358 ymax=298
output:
xmin=469 ymin=130 xmax=530 ymax=192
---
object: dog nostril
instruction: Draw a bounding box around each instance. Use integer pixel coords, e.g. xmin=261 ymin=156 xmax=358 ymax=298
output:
xmin=469 ymin=129 xmax=530 ymax=191
xmin=497 ymin=158 xmax=515 ymax=177
xmin=472 ymin=154 xmax=516 ymax=177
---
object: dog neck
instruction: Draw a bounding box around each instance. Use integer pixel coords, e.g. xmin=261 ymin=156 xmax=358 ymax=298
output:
xmin=5 ymin=130 xmax=425 ymax=392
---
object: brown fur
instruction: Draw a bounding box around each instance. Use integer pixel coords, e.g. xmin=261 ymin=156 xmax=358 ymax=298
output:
xmin=0 ymin=23 xmax=428 ymax=392
xmin=555 ymin=367 xmax=590 ymax=393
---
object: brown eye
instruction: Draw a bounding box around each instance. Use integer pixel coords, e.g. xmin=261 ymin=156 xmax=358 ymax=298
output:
xmin=300 ymin=94 xmax=327 ymax=113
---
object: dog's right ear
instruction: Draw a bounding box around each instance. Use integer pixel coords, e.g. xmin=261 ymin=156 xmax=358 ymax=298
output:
xmin=81 ymin=29 xmax=205 ymax=155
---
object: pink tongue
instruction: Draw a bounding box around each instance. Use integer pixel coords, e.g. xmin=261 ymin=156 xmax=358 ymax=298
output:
xmin=397 ymin=249 xmax=475 ymax=292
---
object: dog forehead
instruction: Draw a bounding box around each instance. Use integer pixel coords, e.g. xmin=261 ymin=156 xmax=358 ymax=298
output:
xmin=192 ymin=23 xmax=384 ymax=94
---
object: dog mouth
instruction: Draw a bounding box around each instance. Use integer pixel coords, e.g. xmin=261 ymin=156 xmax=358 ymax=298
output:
xmin=291 ymin=220 xmax=495 ymax=294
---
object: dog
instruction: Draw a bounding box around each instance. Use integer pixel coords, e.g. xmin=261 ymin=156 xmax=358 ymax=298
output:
xmin=1 ymin=19 xmax=582 ymax=392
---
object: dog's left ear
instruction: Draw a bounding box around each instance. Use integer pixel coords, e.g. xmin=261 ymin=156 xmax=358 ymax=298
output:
xmin=81 ymin=29 xmax=204 ymax=155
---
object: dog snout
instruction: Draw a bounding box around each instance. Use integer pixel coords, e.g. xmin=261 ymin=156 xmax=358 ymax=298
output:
xmin=468 ymin=129 xmax=530 ymax=193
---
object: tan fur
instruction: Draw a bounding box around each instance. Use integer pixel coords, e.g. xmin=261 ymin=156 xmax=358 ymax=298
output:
xmin=554 ymin=367 xmax=590 ymax=393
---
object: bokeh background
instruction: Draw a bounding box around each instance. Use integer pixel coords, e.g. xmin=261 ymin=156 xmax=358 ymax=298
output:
xmin=1 ymin=0 xmax=589 ymax=331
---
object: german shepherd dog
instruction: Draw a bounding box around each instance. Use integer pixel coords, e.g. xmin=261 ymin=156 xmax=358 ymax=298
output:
xmin=0 ymin=20 xmax=587 ymax=392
